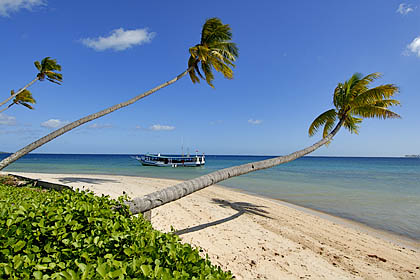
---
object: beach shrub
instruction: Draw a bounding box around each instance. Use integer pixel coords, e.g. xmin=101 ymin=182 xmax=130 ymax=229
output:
xmin=0 ymin=183 xmax=232 ymax=279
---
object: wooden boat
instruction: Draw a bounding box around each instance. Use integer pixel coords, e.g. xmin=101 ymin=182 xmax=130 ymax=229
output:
xmin=135 ymin=153 xmax=205 ymax=167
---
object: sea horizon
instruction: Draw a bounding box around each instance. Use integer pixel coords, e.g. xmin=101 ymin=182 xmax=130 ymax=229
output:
xmin=0 ymin=152 xmax=414 ymax=158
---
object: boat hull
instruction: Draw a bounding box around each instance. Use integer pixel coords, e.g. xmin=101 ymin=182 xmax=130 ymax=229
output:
xmin=135 ymin=154 xmax=205 ymax=167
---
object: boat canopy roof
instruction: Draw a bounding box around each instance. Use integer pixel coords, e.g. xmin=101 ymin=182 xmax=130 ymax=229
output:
xmin=144 ymin=153 xmax=203 ymax=159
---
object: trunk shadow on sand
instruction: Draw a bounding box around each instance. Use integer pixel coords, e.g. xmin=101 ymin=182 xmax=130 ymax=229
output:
xmin=174 ymin=198 xmax=272 ymax=236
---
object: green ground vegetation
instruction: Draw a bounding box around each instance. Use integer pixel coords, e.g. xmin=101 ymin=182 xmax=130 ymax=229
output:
xmin=0 ymin=177 xmax=232 ymax=279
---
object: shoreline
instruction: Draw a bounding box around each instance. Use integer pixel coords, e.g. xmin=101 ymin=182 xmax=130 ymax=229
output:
xmin=4 ymin=169 xmax=419 ymax=246
xmin=3 ymin=171 xmax=420 ymax=279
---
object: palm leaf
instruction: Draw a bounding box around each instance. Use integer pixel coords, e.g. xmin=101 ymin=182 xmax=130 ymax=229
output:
xmin=201 ymin=61 xmax=215 ymax=88
xmin=34 ymin=61 xmax=42 ymax=71
xmin=322 ymin=117 xmax=336 ymax=139
xmin=373 ymin=99 xmax=400 ymax=108
xmin=351 ymin=72 xmax=382 ymax=93
xmin=350 ymin=84 xmax=399 ymax=107
xmin=343 ymin=115 xmax=362 ymax=134
xmin=308 ymin=109 xmax=337 ymax=137
xmin=351 ymin=105 xmax=401 ymax=119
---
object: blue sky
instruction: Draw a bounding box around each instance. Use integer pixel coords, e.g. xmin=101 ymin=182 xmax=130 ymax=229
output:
xmin=0 ymin=0 xmax=419 ymax=156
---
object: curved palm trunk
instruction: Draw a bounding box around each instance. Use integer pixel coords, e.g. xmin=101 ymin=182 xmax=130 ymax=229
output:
xmin=0 ymin=103 xmax=14 ymax=114
xmin=126 ymin=119 xmax=344 ymax=214
xmin=0 ymin=68 xmax=192 ymax=170
xmin=0 ymin=77 xmax=39 ymax=109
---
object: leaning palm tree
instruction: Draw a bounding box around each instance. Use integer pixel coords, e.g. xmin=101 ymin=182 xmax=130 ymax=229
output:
xmin=0 ymin=90 xmax=36 ymax=114
xmin=0 ymin=57 xmax=62 ymax=109
xmin=0 ymin=18 xmax=238 ymax=170
xmin=126 ymin=72 xmax=401 ymax=214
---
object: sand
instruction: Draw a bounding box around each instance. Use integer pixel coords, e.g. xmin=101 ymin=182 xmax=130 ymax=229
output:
xmin=4 ymin=171 xmax=420 ymax=279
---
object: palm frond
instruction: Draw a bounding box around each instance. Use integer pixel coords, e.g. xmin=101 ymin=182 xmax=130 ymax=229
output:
xmin=34 ymin=61 xmax=42 ymax=71
xmin=201 ymin=61 xmax=215 ymax=88
xmin=187 ymin=56 xmax=200 ymax=84
xmin=351 ymin=105 xmax=401 ymax=119
xmin=308 ymin=109 xmax=337 ymax=137
xmin=351 ymin=72 xmax=382 ymax=93
xmin=350 ymin=84 xmax=399 ymax=107
xmin=201 ymin=18 xmax=232 ymax=45
xmin=373 ymin=99 xmax=400 ymax=108
xmin=322 ymin=117 xmax=336 ymax=138
xmin=343 ymin=115 xmax=362 ymax=134
xmin=20 ymin=102 xmax=34 ymax=110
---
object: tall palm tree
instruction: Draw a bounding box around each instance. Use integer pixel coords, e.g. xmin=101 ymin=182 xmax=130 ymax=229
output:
xmin=0 ymin=18 xmax=238 ymax=170
xmin=0 ymin=90 xmax=36 ymax=114
xmin=0 ymin=57 xmax=62 ymax=109
xmin=126 ymin=73 xmax=401 ymax=215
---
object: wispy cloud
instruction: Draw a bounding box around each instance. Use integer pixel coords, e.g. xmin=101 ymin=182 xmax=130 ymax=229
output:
xmin=406 ymin=36 xmax=420 ymax=56
xmin=41 ymin=119 xmax=69 ymax=129
xmin=81 ymin=28 xmax=155 ymax=51
xmin=88 ymin=123 xmax=112 ymax=129
xmin=248 ymin=119 xmax=262 ymax=125
xmin=0 ymin=0 xmax=45 ymax=17
xmin=149 ymin=124 xmax=175 ymax=131
xmin=397 ymin=3 xmax=414 ymax=15
xmin=0 ymin=113 xmax=16 ymax=125
xmin=210 ymin=120 xmax=224 ymax=125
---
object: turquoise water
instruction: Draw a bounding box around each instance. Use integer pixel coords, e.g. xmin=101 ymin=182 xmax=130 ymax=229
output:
xmin=2 ymin=154 xmax=420 ymax=240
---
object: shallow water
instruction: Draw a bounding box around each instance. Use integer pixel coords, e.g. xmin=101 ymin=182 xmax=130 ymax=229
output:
xmin=2 ymin=154 xmax=420 ymax=240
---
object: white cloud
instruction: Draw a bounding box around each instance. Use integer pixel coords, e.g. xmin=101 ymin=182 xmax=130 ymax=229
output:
xmin=0 ymin=113 xmax=16 ymax=125
xmin=0 ymin=0 xmax=45 ymax=17
xmin=41 ymin=119 xmax=69 ymax=129
xmin=88 ymin=123 xmax=112 ymax=129
xmin=407 ymin=36 xmax=420 ymax=56
xmin=248 ymin=119 xmax=262 ymax=125
xmin=149 ymin=124 xmax=175 ymax=131
xmin=397 ymin=3 xmax=414 ymax=15
xmin=81 ymin=28 xmax=155 ymax=51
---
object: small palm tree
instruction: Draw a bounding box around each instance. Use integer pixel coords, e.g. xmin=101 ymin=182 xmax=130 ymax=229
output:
xmin=0 ymin=57 xmax=62 ymax=111
xmin=125 ymin=73 xmax=401 ymax=215
xmin=0 ymin=90 xmax=36 ymax=113
xmin=0 ymin=18 xmax=238 ymax=170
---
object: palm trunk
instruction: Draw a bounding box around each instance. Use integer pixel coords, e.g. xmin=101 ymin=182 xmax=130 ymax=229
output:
xmin=0 ymin=68 xmax=192 ymax=170
xmin=0 ymin=103 xmax=14 ymax=114
xmin=126 ymin=119 xmax=344 ymax=214
xmin=0 ymin=77 xmax=39 ymax=109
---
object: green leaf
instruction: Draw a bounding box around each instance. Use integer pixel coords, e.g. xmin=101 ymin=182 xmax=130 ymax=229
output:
xmin=96 ymin=263 xmax=107 ymax=278
xmin=13 ymin=240 xmax=26 ymax=252
xmin=140 ymin=264 xmax=152 ymax=276
xmin=33 ymin=271 xmax=43 ymax=279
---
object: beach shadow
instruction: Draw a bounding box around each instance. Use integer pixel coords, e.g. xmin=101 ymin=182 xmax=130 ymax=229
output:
xmin=174 ymin=199 xmax=271 ymax=236
xmin=58 ymin=177 xmax=119 ymax=184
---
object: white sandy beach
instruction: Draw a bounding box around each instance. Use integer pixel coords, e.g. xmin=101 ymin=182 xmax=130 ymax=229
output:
xmin=4 ymin=171 xmax=420 ymax=279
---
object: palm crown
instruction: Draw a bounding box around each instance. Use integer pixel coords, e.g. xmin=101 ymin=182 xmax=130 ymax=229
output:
xmin=309 ymin=73 xmax=400 ymax=138
xmin=188 ymin=18 xmax=239 ymax=88
xmin=11 ymin=89 xmax=36 ymax=110
xmin=34 ymin=57 xmax=63 ymax=85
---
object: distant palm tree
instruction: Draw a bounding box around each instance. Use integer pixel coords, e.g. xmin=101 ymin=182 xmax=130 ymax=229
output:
xmin=0 ymin=57 xmax=62 ymax=110
xmin=126 ymin=73 xmax=401 ymax=215
xmin=0 ymin=18 xmax=238 ymax=170
xmin=0 ymin=90 xmax=36 ymax=113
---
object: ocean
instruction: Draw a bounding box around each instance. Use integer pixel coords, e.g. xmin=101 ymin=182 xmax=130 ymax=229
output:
xmin=1 ymin=154 xmax=419 ymax=241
